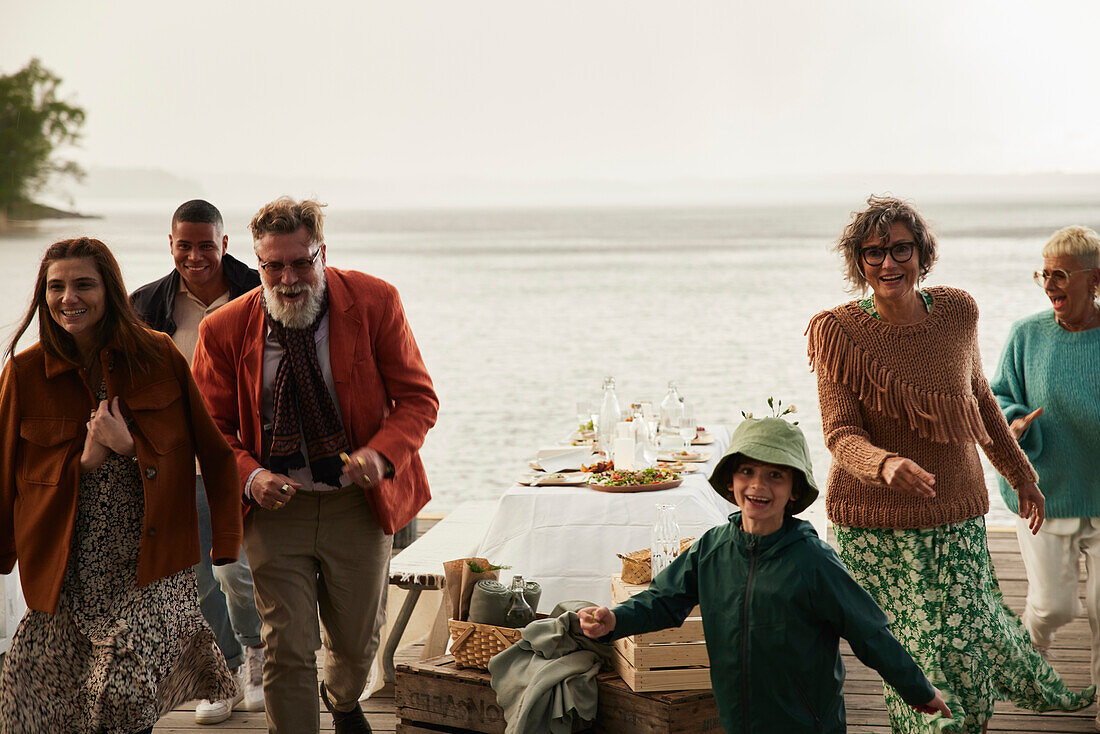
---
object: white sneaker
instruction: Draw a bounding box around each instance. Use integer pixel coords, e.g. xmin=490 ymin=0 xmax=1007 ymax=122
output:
xmin=195 ymin=694 xmax=236 ymax=724
xmin=196 ymin=666 xmax=245 ymax=724
xmin=238 ymin=646 xmax=266 ymax=712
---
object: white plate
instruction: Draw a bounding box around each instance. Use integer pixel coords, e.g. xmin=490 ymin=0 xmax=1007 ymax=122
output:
xmin=518 ymin=472 xmax=591 ymax=486
xmin=658 ymin=450 xmax=713 ymax=463
xmin=657 ymin=461 xmax=701 ymax=473
xmin=691 ymin=433 xmax=715 ymax=445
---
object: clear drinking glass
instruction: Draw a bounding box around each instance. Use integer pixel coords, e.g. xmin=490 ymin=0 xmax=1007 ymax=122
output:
xmin=651 ymin=504 xmax=681 ymax=577
xmin=576 ymin=401 xmax=592 ymax=432
xmin=678 ymin=405 xmax=696 ymax=447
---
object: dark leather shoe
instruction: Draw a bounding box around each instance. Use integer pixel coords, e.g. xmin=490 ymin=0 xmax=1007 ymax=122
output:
xmin=320 ymin=681 xmax=372 ymax=734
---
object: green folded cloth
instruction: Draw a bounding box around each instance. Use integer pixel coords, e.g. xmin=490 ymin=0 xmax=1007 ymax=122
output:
xmin=550 ymin=600 xmax=592 ymax=617
xmin=469 ymin=580 xmax=542 ymax=626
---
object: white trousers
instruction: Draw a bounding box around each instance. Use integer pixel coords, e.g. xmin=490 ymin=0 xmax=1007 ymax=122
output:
xmin=1015 ymin=515 xmax=1100 ymax=686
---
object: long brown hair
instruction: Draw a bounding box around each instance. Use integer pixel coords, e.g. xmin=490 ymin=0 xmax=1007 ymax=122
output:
xmin=8 ymin=238 xmax=162 ymax=371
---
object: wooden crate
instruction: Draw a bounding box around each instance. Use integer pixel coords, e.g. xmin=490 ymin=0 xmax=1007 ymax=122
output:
xmin=614 ymin=635 xmax=709 ymax=668
xmin=610 ymin=575 xmax=711 ymax=692
xmin=396 ymin=655 xmax=723 ymax=734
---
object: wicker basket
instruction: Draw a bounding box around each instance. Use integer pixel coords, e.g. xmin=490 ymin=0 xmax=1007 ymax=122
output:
xmin=617 ymin=537 xmax=695 ymax=584
xmin=448 ymin=619 xmax=524 ymax=670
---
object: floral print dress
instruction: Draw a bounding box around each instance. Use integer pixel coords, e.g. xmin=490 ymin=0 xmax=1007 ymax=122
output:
xmin=836 ymin=519 xmax=1094 ymax=732
xmin=0 ymin=386 xmax=235 ymax=734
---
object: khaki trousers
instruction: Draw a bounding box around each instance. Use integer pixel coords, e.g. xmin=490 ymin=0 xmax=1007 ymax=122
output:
xmin=245 ymin=485 xmax=392 ymax=734
xmin=1016 ymin=515 xmax=1100 ymax=686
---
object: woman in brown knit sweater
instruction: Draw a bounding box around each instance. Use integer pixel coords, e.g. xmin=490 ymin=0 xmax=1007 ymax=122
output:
xmin=806 ymin=195 xmax=1094 ymax=733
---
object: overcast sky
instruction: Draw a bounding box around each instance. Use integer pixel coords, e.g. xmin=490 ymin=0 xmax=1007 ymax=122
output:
xmin=4 ymin=0 xmax=1100 ymax=196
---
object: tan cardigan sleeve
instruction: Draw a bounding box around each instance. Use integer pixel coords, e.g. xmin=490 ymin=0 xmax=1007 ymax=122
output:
xmin=816 ymin=366 xmax=898 ymax=485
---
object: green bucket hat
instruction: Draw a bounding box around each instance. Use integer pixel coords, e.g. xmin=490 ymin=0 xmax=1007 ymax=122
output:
xmin=708 ymin=417 xmax=819 ymax=515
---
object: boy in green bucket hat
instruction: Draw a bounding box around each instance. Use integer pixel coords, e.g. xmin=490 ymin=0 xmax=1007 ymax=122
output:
xmin=580 ymin=417 xmax=951 ymax=733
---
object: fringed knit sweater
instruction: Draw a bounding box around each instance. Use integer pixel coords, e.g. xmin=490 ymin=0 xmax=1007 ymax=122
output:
xmin=806 ymin=286 xmax=1036 ymax=529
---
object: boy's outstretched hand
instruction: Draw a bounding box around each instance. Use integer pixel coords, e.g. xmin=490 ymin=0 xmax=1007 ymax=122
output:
xmin=578 ymin=606 xmax=616 ymax=639
xmin=910 ymin=687 xmax=951 ymax=718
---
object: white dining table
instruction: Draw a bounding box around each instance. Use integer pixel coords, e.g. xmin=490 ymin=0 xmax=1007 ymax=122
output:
xmin=476 ymin=425 xmax=735 ymax=608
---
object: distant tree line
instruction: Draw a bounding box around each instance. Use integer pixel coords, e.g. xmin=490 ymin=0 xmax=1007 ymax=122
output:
xmin=0 ymin=58 xmax=86 ymax=226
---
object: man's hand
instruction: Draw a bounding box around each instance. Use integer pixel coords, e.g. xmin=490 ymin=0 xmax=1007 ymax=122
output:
xmin=252 ymin=470 xmax=301 ymax=511
xmin=341 ymin=448 xmax=388 ymax=489
xmin=1009 ymin=407 xmax=1043 ymax=441
xmin=881 ymin=457 xmax=936 ymax=498
xmin=1017 ymin=482 xmax=1045 ymax=534
xmin=910 ymin=687 xmax=952 ymax=718
xmin=578 ymin=606 xmax=616 ymax=639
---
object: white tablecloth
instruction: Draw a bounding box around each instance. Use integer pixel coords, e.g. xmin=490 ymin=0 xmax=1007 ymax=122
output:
xmin=476 ymin=425 xmax=734 ymax=608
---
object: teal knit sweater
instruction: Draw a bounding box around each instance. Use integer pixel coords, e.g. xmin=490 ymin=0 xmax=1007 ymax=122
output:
xmin=991 ymin=309 xmax=1100 ymax=517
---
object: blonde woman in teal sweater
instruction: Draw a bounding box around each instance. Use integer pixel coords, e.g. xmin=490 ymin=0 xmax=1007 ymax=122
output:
xmin=992 ymin=225 xmax=1100 ymax=708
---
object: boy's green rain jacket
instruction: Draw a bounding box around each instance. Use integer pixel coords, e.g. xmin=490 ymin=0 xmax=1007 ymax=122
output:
xmin=608 ymin=514 xmax=936 ymax=734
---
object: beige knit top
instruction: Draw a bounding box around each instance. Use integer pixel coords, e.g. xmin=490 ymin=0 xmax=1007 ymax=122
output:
xmin=806 ymin=286 xmax=1036 ymax=529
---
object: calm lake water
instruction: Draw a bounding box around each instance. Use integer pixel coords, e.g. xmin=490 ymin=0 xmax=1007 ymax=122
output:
xmin=3 ymin=199 xmax=1096 ymax=527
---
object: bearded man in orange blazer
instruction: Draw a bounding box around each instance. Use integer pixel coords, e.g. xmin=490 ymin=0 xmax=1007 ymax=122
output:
xmin=192 ymin=196 xmax=438 ymax=734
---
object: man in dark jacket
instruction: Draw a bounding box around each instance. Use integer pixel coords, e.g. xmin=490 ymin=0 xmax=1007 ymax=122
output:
xmin=131 ymin=199 xmax=265 ymax=725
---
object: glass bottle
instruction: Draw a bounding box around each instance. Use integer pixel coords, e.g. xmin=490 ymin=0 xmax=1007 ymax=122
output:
xmin=504 ymin=575 xmax=536 ymax=628
xmin=659 ymin=381 xmax=684 ymax=434
xmin=597 ymin=377 xmax=622 ymax=460
xmin=650 ymin=504 xmax=680 ymax=577
xmin=633 ymin=405 xmax=656 ymax=468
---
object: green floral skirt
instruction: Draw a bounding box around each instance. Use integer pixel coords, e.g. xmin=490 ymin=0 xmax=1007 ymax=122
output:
xmin=835 ymin=517 xmax=1094 ymax=733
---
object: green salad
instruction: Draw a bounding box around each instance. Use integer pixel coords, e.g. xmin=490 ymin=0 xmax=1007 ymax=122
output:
xmin=589 ymin=467 xmax=680 ymax=486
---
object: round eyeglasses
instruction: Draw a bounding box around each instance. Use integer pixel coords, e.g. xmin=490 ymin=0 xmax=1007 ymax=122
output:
xmin=258 ymin=247 xmax=322 ymax=276
xmin=1032 ymin=268 xmax=1093 ymax=288
xmin=860 ymin=243 xmax=914 ymax=267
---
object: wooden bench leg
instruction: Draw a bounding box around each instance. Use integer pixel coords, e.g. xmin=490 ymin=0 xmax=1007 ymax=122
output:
xmin=384 ymin=586 xmax=422 ymax=683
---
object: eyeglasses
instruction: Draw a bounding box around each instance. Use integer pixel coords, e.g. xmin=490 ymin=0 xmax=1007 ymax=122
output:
xmin=1032 ymin=268 xmax=1093 ymax=287
xmin=258 ymin=247 xmax=322 ymax=275
xmin=860 ymin=243 xmax=915 ymax=267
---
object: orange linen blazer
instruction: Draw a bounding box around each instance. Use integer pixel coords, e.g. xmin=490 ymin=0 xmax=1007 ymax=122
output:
xmin=0 ymin=331 xmax=242 ymax=613
xmin=191 ymin=268 xmax=438 ymax=534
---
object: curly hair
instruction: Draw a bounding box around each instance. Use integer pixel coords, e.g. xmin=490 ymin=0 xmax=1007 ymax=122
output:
xmin=834 ymin=195 xmax=939 ymax=293
xmin=249 ymin=196 xmax=327 ymax=248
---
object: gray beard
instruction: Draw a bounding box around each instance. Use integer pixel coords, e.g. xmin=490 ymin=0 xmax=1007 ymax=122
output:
xmin=262 ymin=277 xmax=327 ymax=329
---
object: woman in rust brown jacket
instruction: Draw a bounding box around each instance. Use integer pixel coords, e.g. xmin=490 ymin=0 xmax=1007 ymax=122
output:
xmin=0 ymin=238 xmax=242 ymax=734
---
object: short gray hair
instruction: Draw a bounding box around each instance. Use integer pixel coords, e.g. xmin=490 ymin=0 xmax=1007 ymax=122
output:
xmin=1042 ymin=225 xmax=1100 ymax=269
